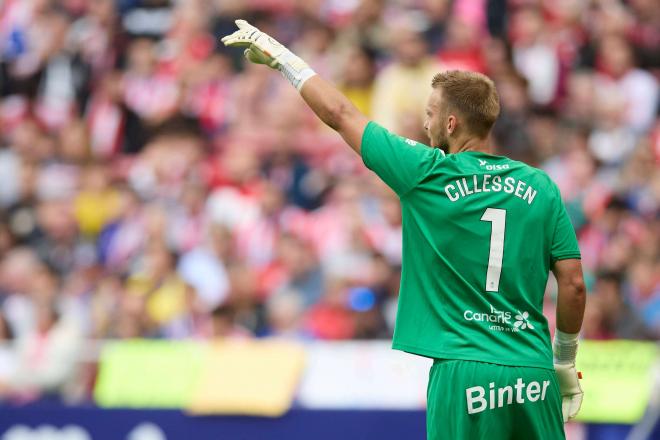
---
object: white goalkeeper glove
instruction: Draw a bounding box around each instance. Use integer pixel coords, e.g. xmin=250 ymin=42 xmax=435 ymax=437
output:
xmin=220 ymin=19 xmax=316 ymax=91
xmin=553 ymin=330 xmax=584 ymax=423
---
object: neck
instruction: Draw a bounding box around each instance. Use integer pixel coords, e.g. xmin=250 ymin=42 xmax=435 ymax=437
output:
xmin=450 ymin=137 xmax=491 ymax=154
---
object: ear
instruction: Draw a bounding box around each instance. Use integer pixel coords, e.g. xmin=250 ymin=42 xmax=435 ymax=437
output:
xmin=447 ymin=115 xmax=457 ymax=135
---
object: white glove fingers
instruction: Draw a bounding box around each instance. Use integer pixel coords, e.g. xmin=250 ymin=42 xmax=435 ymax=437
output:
xmin=561 ymin=393 xmax=583 ymax=423
xmin=235 ymin=19 xmax=251 ymax=30
xmin=220 ymin=18 xmax=315 ymax=88
xmin=222 ymin=37 xmax=253 ymax=48
xmin=221 ymin=37 xmax=239 ymax=47
xmin=568 ymin=393 xmax=583 ymax=419
xmin=221 ymin=30 xmax=243 ymax=44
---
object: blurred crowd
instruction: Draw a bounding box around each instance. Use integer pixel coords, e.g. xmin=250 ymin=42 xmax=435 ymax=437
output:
xmin=0 ymin=0 xmax=657 ymax=401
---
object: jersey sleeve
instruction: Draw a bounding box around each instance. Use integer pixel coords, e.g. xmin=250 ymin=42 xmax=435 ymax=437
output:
xmin=361 ymin=121 xmax=440 ymax=196
xmin=550 ymin=186 xmax=581 ymax=262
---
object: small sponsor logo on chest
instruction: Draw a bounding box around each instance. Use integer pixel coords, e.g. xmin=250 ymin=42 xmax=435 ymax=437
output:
xmin=466 ymin=378 xmax=551 ymax=414
xmin=463 ymin=304 xmax=535 ymax=333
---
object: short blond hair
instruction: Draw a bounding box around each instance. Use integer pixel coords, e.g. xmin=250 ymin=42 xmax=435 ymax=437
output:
xmin=431 ymin=70 xmax=500 ymax=138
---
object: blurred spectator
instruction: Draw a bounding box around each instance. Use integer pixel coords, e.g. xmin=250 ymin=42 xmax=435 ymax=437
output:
xmin=423 ymin=0 xmax=452 ymax=51
xmin=261 ymin=137 xmax=325 ymax=211
xmin=586 ymin=272 xmax=657 ymax=340
xmin=97 ymin=186 xmax=146 ymax=272
xmin=1 ymin=248 xmax=53 ymax=338
xmin=181 ymin=53 xmax=233 ymax=135
xmin=492 ymin=72 xmax=535 ymax=162
xmin=270 ymin=234 xmax=325 ymax=307
xmin=178 ymin=224 xmax=231 ymax=310
xmin=0 ymin=314 xmax=17 ymax=386
xmin=292 ymin=20 xmax=338 ymax=79
xmin=371 ymin=22 xmax=442 ymax=137
xmin=350 ymin=286 xmax=388 ymax=339
xmin=31 ymin=199 xmax=89 ymax=275
xmin=125 ymin=241 xmax=190 ymax=337
xmin=562 ymin=71 xmax=596 ymax=128
xmin=87 ymin=71 xmax=147 ymax=156
xmin=265 ymin=290 xmax=306 ymax=338
xmin=436 ymin=16 xmax=485 ymax=73
xmin=339 ymin=46 xmax=377 ymax=118
xmin=120 ymin=0 xmax=175 ymax=38
xmin=587 ymin=88 xmax=637 ymax=167
xmin=122 ymin=38 xmax=180 ymax=124
xmin=343 ymin=0 xmax=389 ymax=52
xmin=74 ymin=162 xmax=121 ymax=238
xmin=594 ymin=35 xmax=658 ymax=133
xmin=0 ymin=299 xmax=82 ymax=403
xmin=209 ymin=302 xmax=251 ymax=339
xmin=67 ymin=0 xmax=119 ymax=76
xmin=304 ymin=279 xmax=355 ymax=340
xmin=510 ymin=6 xmax=560 ymax=107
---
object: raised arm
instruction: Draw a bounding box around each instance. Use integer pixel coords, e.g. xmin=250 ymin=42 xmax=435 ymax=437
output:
xmin=300 ymin=76 xmax=369 ymax=154
xmin=221 ymin=20 xmax=368 ymax=154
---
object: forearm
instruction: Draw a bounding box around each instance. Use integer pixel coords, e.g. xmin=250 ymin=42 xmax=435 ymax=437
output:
xmin=552 ymin=258 xmax=586 ymax=365
xmin=300 ymin=76 xmax=368 ymax=152
xmin=554 ymin=271 xmax=585 ymax=366
xmin=554 ymin=294 xmax=584 ymax=365
xmin=300 ymin=75 xmax=354 ymax=130
xmin=556 ymin=279 xmax=586 ymax=334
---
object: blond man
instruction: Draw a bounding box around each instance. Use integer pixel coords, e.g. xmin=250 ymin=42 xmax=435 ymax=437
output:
xmin=222 ymin=20 xmax=585 ymax=440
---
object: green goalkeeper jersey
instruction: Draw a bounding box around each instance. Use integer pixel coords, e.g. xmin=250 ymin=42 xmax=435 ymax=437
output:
xmin=361 ymin=122 xmax=581 ymax=369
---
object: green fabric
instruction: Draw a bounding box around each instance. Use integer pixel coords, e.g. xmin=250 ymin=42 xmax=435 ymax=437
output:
xmin=427 ymin=360 xmax=565 ymax=440
xmin=361 ymin=122 xmax=581 ymax=369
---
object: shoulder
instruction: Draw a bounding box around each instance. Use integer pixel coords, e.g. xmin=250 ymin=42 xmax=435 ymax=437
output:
xmin=525 ymin=165 xmax=563 ymax=208
xmin=501 ymin=158 xmax=562 ymax=203
xmin=364 ymin=122 xmax=440 ymax=154
xmin=530 ymin=167 xmax=560 ymax=197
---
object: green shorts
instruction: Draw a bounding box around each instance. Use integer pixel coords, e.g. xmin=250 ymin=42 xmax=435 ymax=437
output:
xmin=427 ymin=359 xmax=565 ymax=440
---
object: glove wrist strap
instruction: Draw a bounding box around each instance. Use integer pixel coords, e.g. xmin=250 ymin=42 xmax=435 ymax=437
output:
xmin=553 ymin=329 xmax=579 ymax=365
xmin=276 ymin=51 xmax=316 ymax=91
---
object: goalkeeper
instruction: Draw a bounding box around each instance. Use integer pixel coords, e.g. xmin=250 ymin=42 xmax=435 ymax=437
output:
xmin=222 ymin=20 xmax=586 ymax=439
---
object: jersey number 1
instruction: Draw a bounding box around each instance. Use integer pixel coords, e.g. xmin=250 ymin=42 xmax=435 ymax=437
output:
xmin=480 ymin=208 xmax=506 ymax=292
